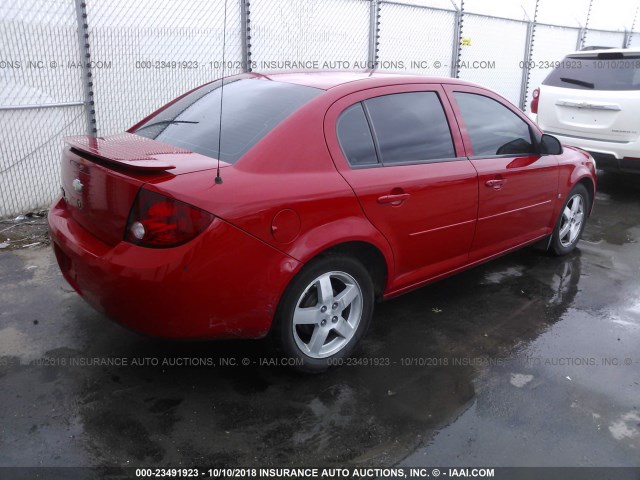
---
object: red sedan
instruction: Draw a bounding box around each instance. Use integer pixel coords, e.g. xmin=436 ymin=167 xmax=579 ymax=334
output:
xmin=49 ymin=71 xmax=596 ymax=372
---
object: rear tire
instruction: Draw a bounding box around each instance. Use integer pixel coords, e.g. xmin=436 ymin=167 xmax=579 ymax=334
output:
xmin=549 ymin=184 xmax=589 ymax=256
xmin=272 ymin=255 xmax=374 ymax=373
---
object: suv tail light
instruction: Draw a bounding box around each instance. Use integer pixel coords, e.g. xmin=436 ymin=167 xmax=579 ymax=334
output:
xmin=531 ymin=87 xmax=540 ymax=114
xmin=125 ymin=189 xmax=214 ymax=248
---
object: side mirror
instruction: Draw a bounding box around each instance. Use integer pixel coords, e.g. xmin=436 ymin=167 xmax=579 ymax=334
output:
xmin=539 ymin=134 xmax=563 ymax=155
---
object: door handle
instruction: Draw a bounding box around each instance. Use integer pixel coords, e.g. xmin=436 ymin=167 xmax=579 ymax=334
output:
xmin=485 ymin=179 xmax=506 ymax=189
xmin=377 ymin=193 xmax=410 ymax=205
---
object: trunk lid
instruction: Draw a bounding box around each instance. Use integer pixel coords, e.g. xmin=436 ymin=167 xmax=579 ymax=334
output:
xmin=60 ymin=133 xmax=223 ymax=246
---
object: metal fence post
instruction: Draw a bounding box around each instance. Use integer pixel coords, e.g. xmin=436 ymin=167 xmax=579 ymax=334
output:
xmin=626 ymin=6 xmax=638 ymax=48
xmin=74 ymin=0 xmax=97 ymax=135
xmin=450 ymin=6 xmax=462 ymax=78
xmin=519 ymin=21 xmax=534 ymax=111
xmin=579 ymin=0 xmax=594 ymax=49
xmin=576 ymin=27 xmax=585 ymax=51
xmin=240 ymin=0 xmax=252 ymax=72
xmin=368 ymin=0 xmax=380 ymax=69
xmin=519 ymin=0 xmax=539 ymax=111
xmin=449 ymin=0 xmax=465 ymax=78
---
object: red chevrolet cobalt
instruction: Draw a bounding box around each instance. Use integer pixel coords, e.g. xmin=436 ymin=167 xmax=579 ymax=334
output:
xmin=49 ymin=71 xmax=596 ymax=372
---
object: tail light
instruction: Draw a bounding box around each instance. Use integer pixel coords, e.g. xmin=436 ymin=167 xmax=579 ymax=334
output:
xmin=531 ymin=87 xmax=540 ymax=114
xmin=125 ymin=189 xmax=214 ymax=248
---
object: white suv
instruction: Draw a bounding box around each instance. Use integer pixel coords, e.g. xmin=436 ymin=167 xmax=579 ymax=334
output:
xmin=533 ymin=47 xmax=640 ymax=173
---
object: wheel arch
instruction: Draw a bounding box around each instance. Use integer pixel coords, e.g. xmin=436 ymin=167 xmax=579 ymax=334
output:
xmin=285 ymin=235 xmax=392 ymax=304
xmin=575 ymin=176 xmax=595 ymax=215
xmin=286 ymin=216 xmax=394 ymax=297
xmin=314 ymin=241 xmax=388 ymax=301
xmin=563 ymin=157 xmax=596 ymax=216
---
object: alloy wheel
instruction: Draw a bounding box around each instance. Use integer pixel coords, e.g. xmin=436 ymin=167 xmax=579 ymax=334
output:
xmin=292 ymin=271 xmax=363 ymax=359
xmin=558 ymin=193 xmax=585 ymax=248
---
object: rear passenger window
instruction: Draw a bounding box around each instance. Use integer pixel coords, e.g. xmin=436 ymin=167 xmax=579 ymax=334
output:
xmin=365 ymin=92 xmax=456 ymax=164
xmin=453 ymin=92 xmax=535 ymax=157
xmin=337 ymin=103 xmax=379 ymax=166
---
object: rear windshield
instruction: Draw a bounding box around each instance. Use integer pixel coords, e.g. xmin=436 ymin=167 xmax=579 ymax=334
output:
xmin=133 ymin=78 xmax=323 ymax=163
xmin=543 ymin=53 xmax=640 ymax=91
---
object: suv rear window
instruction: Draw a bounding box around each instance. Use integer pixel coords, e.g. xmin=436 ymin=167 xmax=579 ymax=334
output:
xmin=134 ymin=78 xmax=323 ymax=163
xmin=543 ymin=53 xmax=640 ymax=91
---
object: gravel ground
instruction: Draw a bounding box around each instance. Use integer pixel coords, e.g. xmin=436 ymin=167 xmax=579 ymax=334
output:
xmin=0 ymin=211 xmax=50 ymax=251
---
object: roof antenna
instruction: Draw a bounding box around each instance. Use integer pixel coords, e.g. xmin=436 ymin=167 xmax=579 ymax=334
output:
xmin=215 ymin=0 xmax=229 ymax=185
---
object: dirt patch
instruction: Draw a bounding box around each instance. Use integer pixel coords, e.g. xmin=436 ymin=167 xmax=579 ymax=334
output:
xmin=0 ymin=210 xmax=50 ymax=251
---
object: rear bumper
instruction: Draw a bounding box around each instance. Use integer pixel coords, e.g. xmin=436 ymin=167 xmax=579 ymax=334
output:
xmin=48 ymin=197 xmax=300 ymax=339
xmin=586 ymin=153 xmax=640 ymax=174
xmin=548 ymin=133 xmax=640 ymax=173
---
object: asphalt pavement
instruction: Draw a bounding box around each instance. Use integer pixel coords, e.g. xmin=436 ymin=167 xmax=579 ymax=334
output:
xmin=0 ymin=172 xmax=638 ymax=470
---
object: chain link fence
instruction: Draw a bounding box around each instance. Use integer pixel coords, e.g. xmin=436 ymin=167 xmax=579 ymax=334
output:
xmin=251 ymin=0 xmax=370 ymax=69
xmin=584 ymin=28 xmax=627 ymax=49
xmin=525 ymin=24 xmax=582 ymax=111
xmin=88 ymin=0 xmax=243 ymax=136
xmin=1 ymin=0 xmax=638 ymax=218
xmin=458 ymin=14 xmax=530 ymax=105
xmin=0 ymin=0 xmax=86 ymax=218
xmin=377 ymin=3 xmax=456 ymax=76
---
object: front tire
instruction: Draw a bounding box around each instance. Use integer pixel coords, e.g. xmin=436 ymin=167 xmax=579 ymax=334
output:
xmin=550 ymin=184 xmax=589 ymax=256
xmin=272 ymin=255 xmax=375 ymax=373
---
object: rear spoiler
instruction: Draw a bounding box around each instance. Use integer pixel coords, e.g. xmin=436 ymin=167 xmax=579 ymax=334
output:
xmin=63 ymin=133 xmax=192 ymax=171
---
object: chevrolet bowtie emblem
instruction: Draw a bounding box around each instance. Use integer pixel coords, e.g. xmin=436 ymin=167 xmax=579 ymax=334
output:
xmin=72 ymin=178 xmax=84 ymax=193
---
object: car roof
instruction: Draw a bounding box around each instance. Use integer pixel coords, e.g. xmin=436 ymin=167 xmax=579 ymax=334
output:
xmin=248 ymin=70 xmax=480 ymax=90
xmin=567 ymin=47 xmax=640 ymax=56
